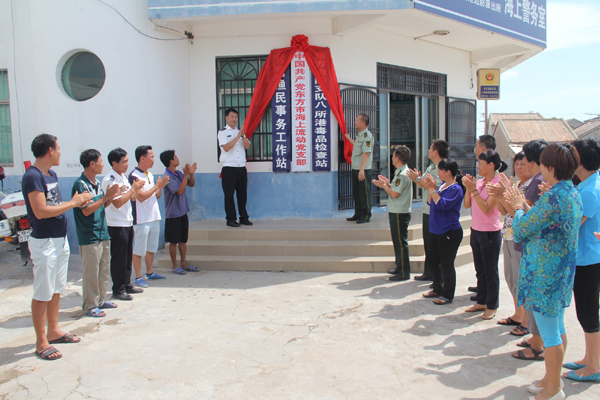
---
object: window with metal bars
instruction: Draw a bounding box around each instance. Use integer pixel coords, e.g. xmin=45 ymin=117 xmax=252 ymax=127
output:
xmin=377 ymin=63 xmax=447 ymax=97
xmin=0 ymin=71 xmax=13 ymax=166
xmin=216 ymin=56 xmax=272 ymax=161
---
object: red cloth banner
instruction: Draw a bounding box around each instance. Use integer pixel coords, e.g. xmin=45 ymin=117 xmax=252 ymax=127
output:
xmin=243 ymin=35 xmax=352 ymax=165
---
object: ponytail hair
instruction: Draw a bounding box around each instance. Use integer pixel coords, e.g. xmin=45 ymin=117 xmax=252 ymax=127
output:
xmin=478 ymin=150 xmax=507 ymax=173
xmin=438 ymin=158 xmax=466 ymax=195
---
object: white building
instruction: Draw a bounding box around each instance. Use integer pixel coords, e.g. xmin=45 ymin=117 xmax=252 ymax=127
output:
xmin=0 ymin=0 xmax=547 ymax=248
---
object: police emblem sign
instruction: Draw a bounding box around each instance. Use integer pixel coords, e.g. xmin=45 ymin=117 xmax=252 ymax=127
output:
xmin=477 ymin=68 xmax=500 ymax=100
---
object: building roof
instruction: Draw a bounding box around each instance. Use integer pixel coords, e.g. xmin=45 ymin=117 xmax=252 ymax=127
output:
xmin=566 ymin=118 xmax=583 ymax=129
xmin=573 ymin=118 xmax=600 ymax=138
xmin=498 ymin=118 xmax=577 ymax=144
xmin=489 ymin=113 xmax=544 ymax=126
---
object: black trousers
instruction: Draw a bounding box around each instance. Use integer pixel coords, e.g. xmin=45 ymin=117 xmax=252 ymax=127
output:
xmin=351 ymin=169 xmax=371 ymax=221
xmin=573 ymin=263 xmax=600 ymax=333
xmin=108 ymin=226 xmax=134 ymax=295
xmin=430 ymin=228 xmax=463 ymax=300
xmin=470 ymin=229 xmax=502 ymax=309
xmin=389 ymin=213 xmax=411 ymax=279
xmin=422 ymin=214 xmax=433 ymax=278
xmin=221 ymin=166 xmax=249 ymax=222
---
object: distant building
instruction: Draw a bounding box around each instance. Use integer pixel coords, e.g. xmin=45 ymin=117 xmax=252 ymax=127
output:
xmin=567 ymin=118 xmax=583 ymax=130
xmin=573 ymin=118 xmax=600 ymax=141
xmin=491 ymin=114 xmax=576 ymax=173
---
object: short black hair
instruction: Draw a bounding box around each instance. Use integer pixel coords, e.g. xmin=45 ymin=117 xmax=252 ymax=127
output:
xmin=160 ymin=150 xmax=175 ymax=168
xmin=478 ymin=150 xmax=508 ymax=173
xmin=394 ymin=146 xmax=411 ymax=163
xmin=108 ymin=148 xmax=127 ymax=167
xmin=431 ymin=139 xmax=449 ymax=159
xmin=80 ymin=149 xmax=102 ymax=168
xmin=522 ymin=139 xmax=549 ymax=166
xmin=513 ymin=151 xmax=526 ymax=175
xmin=31 ymin=134 xmax=57 ymax=158
xmin=540 ymin=143 xmax=580 ymax=181
xmin=358 ymin=113 xmax=369 ymax=126
xmin=135 ymin=145 xmax=152 ymax=163
xmin=225 ymin=108 xmax=238 ymax=117
xmin=478 ymin=134 xmax=496 ymax=151
xmin=573 ymin=137 xmax=600 ymax=171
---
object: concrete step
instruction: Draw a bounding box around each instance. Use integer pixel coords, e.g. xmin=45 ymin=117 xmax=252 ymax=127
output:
xmin=167 ymin=228 xmax=473 ymax=258
xmin=157 ymin=244 xmax=473 ymax=273
xmin=186 ymin=216 xmax=472 ymax=242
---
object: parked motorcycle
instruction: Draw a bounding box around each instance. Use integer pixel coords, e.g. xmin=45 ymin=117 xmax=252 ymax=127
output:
xmin=0 ymin=191 xmax=32 ymax=265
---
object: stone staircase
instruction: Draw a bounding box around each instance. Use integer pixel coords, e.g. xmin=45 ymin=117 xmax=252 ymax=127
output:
xmin=157 ymin=215 xmax=473 ymax=273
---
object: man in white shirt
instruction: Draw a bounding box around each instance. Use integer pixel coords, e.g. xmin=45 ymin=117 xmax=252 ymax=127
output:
xmin=218 ymin=108 xmax=252 ymax=227
xmin=101 ymin=148 xmax=144 ymax=301
xmin=128 ymin=145 xmax=169 ymax=287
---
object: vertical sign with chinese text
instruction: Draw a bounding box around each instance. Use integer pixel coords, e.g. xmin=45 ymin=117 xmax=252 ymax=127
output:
xmin=291 ymin=51 xmax=311 ymax=172
xmin=311 ymin=75 xmax=330 ymax=171
xmin=271 ymin=66 xmax=291 ymax=172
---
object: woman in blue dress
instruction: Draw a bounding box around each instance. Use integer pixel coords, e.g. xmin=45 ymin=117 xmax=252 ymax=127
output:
xmin=506 ymin=143 xmax=583 ymax=400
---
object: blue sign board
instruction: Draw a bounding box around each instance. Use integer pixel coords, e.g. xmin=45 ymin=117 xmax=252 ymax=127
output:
xmin=311 ymin=75 xmax=330 ymax=172
xmin=414 ymin=0 xmax=547 ymax=48
xmin=272 ymin=66 xmax=291 ymax=172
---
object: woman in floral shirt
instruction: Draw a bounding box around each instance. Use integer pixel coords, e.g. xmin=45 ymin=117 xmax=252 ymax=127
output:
xmin=507 ymin=143 xmax=583 ymax=400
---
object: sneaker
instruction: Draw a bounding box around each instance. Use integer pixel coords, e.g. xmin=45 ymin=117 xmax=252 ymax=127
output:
xmin=134 ymin=277 xmax=149 ymax=287
xmin=145 ymin=272 xmax=165 ymax=280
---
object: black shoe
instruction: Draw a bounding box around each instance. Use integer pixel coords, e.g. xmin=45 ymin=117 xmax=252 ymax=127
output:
xmin=227 ymin=221 xmax=241 ymax=227
xmin=389 ymin=275 xmax=410 ymax=281
xmin=112 ymin=293 xmax=133 ymax=301
xmin=414 ymin=275 xmax=433 ymax=281
xmin=239 ymin=219 xmax=253 ymax=226
xmin=126 ymin=287 xmax=143 ymax=294
xmin=468 ymin=286 xmax=478 ymax=293
xmin=346 ymin=216 xmax=359 ymax=221
xmin=388 ymin=269 xmax=399 ymax=275
xmin=356 ymin=219 xmax=369 ymax=224
xmin=470 ymin=295 xmax=478 ymax=301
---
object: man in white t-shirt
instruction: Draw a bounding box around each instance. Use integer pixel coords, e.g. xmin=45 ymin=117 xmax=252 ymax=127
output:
xmin=218 ymin=108 xmax=252 ymax=227
xmin=128 ymin=145 xmax=169 ymax=288
xmin=101 ymin=148 xmax=144 ymax=301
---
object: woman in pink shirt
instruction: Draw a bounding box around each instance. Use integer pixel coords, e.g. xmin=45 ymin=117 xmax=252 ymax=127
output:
xmin=462 ymin=150 xmax=507 ymax=320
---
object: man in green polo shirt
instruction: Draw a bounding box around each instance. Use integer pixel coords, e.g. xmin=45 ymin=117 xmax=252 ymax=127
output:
xmin=373 ymin=146 xmax=413 ymax=281
xmin=72 ymin=149 xmax=120 ymax=318
xmin=406 ymin=139 xmax=448 ymax=281
xmin=344 ymin=113 xmax=374 ymax=224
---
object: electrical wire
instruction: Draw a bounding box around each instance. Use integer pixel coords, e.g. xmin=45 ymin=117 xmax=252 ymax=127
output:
xmin=10 ymin=0 xmax=25 ymax=175
xmin=96 ymin=0 xmax=187 ymax=41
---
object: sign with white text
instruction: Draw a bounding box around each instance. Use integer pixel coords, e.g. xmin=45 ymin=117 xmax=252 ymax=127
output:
xmin=477 ymin=68 xmax=500 ymax=100
xmin=272 ymin=66 xmax=291 ymax=172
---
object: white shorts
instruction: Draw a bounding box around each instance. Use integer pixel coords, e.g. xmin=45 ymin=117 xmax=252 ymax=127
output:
xmin=133 ymin=220 xmax=160 ymax=256
xmin=30 ymin=236 xmax=70 ymax=302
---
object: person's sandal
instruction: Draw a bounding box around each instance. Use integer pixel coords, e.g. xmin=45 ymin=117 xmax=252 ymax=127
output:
xmin=512 ymin=347 xmax=545 ymax=361
xmin=422 ymin=290 xmax=440 ymax=298
xmin=510 ymin=325 xmax=530 ymax=336
xmin=433 ymin=297 xmax=453 ymax=305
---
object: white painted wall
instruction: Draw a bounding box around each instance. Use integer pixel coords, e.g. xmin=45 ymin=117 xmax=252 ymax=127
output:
xmin=2 ymin=0 xmax=191 ymax=178
xmin=190 ymin=27 xmax=476 ymax=174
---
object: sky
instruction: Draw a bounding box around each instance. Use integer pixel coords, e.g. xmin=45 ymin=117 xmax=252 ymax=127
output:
xmin=476 ymin=0 xmax=600 ymax=135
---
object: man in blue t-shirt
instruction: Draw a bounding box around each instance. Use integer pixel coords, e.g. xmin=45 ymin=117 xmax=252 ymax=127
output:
xmin=22 ymin=134 xmax=92 ymax=361
xmin=160 ymin=150 xmax=197 ymax=274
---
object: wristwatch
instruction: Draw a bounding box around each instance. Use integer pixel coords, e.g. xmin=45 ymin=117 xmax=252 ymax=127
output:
xmin=416 ymin=177 xmax=422 ymax=182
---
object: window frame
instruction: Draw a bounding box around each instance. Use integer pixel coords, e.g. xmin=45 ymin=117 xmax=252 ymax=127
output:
xmin=215 ymin=56 xmax=272 ymax=162
xmin=0 ymin=70 xmax=14 ymax=166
